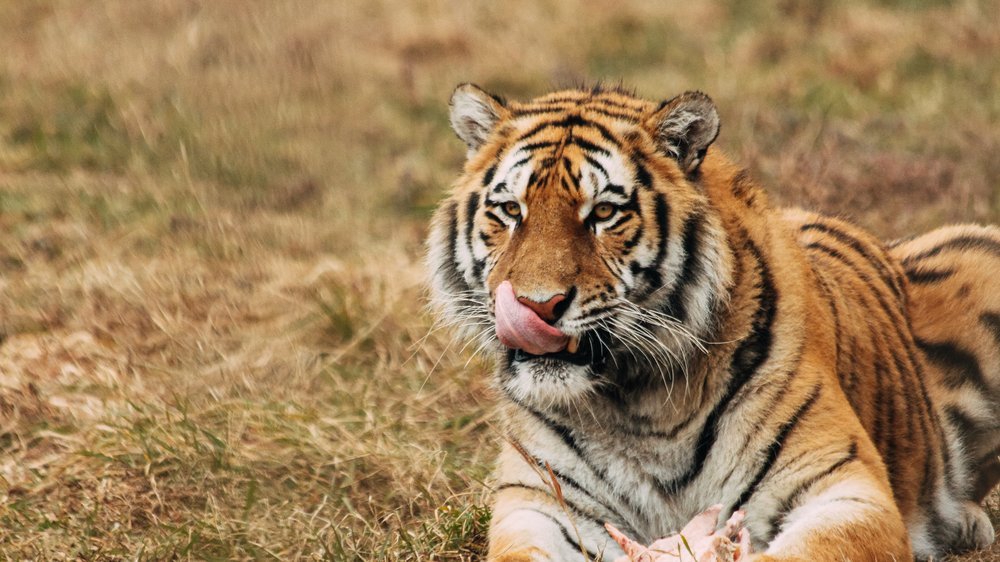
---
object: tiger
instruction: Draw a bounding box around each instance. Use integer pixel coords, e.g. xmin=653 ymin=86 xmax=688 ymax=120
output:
xmin=426 ymin=83 xmax=1000 ymax=561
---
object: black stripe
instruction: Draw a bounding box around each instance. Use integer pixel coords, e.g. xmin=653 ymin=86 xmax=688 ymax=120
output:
xmin=584 ymin=105 xmax=642 ymax=121
xmin=657 ymin=239 xmax=778 ymax=494
xmin=768 ymin=440 xmax=858 ymax=537
xmin=664 ymin=210 xmax=705 ymax=322
xmin=583 ymin=154 xmax=609 ymax=180
xmin=514 ymin=115 xmax=622 ymax=150
xmin=904 ymin=333 xmax=950 ymax=501
xmin=842 ymin=253 xmax=947 ymax=505
xmin=571 ymin=136 xmax=611 ymax=156
xmin=944 ymin=405 xmax=979 ymax=441
xmin=800 ymin=222 xmax=903 ymax=300
xmin=904 ymin=267 xmax=955 ymax=284
xmin=586 ymin=98 xmax=642 ymax=112
xmin=512 ymin=405 xmax=656 ymax=523
xmin=519 ymin=140 xmax=559 ymax=153
xmin=902 ymin=234 xmax=1000 ymax=264
xmin=528 ymin=168 xmax=543 ymax=187
xmin=901 ymin=340 xmax=950 ymax=491
xmin=805 ymin=237 xmax=916 ymax=452
xmin=871 ymin=360 xmax=888 ymax=455
xmin=605 ymin=214 xmax=630 ymax=232
xmin=735 ymin=386 xmax=822 ymax=510
xmin=561 ymin=176 xmax=574 ymax=194
xmin=730 ymin=169 xmax=758 ymax=207
xmin=632 ymin=157 xmax=653 ymax=191
xmin=632 ymin=193 xmax=669 ymax=294
xmin=620 ymin=219 xmax=642 ymax=252
xmin=915 ymin=338 xmax=989 ymax=392
xmin=508 ymin=155 xmax=534 ymax=171
xmin=511 ymin=105 xmax=577 ymax=117
xmin=518 ymin=455 xmax=633 ymax=526
xmin=816 ymin=274 xmax=841 ymax=370
xmin=841 ymin=337 xmax=858 ymax=394
xmin=482 ymin=164 xmax=497 ymax=187
xmin=979 ymin=311 xmax=1000 ymax=349
xmin=514 ymin=402 xmax=614 ymax=488
xmin=465 ymin=192 xmax=482 ymax=281
xmin=604 ymin=184 xmax=626 ymax=197
xmin=888 ymin=347 xmax=939 ymax=508
xmin=896 ymin=346 xmax=919 ymax=451
xmin=847 ymin=246 xmax=950 ymax=496
xmin=882 ymin=362 xmax=898 ymax=477
xmin=927 ymin=508 xmax=954 ymax=555
xmin=591 ymin=96 xmax=646 ymax=112
xmin=594 ymin=97 xmax=646 ymax=112
xmin=561 ymin=157 xmax=581 ymax=191
xmin=806 ymin=242 xmax=909 ymax=326
xmin=515 ymin=120 xmax=559 ymax=143
xmin=522 ymin=508 xmax=601 ymax=561
xmin=727 ymin=241 xmax=778 ymax=383
xmin=484 ymin=210 xmax=505 ymax=227
xmin=574 ymin=118 xmax=621 ymax=148
xmin=495 ymin=483 xmax=610 ymax=532
xmin=621 ymin=185 xmax=641 ymax=213
xmin=442 ymin=201 xmax=470 ymax=294
xmin=523 ymin=96 xmax=586 ymax=105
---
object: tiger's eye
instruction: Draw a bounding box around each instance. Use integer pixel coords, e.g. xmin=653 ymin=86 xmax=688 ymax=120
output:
xmin=503 ymin=201 xmax=522 ymax=217
xmin=592 ymin=203 xmax=615 ymax=220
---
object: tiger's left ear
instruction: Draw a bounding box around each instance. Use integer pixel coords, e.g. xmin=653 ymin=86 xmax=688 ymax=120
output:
xmin=647 ymin=91 xmax=720 ymax=176
xmin=449 ymin=83 xmax=509 ymax=155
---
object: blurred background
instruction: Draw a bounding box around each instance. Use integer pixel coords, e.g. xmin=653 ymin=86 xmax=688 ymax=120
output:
xmin=1 ymin=1 xmax=998 ymax=560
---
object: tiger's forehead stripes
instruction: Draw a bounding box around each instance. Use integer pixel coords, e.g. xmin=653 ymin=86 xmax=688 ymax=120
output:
xmin=513 ymin=113 xmax=624 ymax=150
xmin=483 ymin=105 xmax=648 ymax=210
xmin=510 ymin=90 xmax=654 ymax=121
xmin=490 ymin=135 xmax=636 ymax=207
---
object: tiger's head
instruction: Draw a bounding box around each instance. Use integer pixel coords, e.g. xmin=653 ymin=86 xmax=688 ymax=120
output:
xmin=427 ymin=85 xmax=734 ymax=409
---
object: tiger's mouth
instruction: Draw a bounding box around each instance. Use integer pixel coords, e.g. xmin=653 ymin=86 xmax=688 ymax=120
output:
xmin=494 ymin=280 xmax=610 ymax=366
xmin=507 ymin=331 xmax=608 ymax=366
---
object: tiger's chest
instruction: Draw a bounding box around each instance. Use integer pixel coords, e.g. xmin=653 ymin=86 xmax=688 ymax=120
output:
xmin=510 ymin=394 xmax=771 ymax=543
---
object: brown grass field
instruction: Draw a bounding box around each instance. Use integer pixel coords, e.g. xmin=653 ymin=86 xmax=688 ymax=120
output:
xmin=1 ymin=1 xmax=998 ymax=560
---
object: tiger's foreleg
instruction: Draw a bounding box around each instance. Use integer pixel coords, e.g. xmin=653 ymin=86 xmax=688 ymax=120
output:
xmin=487 ymin=485 xmax=620 ymax=562
xmin=486 ymin=443 xmax=624 ymax=562
xmin=749 ymin=469 xmax=912 ymax=562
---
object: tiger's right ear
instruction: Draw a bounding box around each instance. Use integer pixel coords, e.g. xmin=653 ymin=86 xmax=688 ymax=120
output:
xmin=449 ymin=83 xmax=508 ymax=154
xmin=647 ymin=91 xmax=720 ymax=177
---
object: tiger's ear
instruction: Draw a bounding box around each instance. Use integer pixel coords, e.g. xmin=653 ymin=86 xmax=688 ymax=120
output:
xmin=647 ymin=91 xmax=720 ymax=176
xmin=449 ymin=83 xmax=508 ymax=153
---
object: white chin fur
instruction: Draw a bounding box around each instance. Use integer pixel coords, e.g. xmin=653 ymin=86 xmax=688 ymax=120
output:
xmin=500 ymin=358 xmax=596 ymax=409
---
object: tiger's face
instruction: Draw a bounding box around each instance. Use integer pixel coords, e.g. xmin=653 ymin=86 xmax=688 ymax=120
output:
xmin=428 ymin=85 xmax=731 ymax=408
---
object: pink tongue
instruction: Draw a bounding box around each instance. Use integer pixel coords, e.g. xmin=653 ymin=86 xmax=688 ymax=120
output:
xmin=495 ymin=280 xmax=569 ymax=355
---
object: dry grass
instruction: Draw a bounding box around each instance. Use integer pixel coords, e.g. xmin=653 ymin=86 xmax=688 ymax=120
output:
xmin=0 ymin=1 xmax=998 ymax=560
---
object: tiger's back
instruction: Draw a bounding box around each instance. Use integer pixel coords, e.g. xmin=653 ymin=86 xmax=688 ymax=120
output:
xmin=893 ymin=226 xmax=1000 ymax=504
xmin=786 ymin=211 xmax=999 ymax=555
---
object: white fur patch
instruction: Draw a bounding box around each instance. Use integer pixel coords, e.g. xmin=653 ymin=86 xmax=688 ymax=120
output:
xmin=501 ymin=359 xmax=597 ymax=409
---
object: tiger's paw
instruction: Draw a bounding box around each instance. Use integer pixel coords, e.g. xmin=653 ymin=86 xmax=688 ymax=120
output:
xmin=956 ymin=500 xmax=995 ymax=552
xmin=606 ymin=505 xmax=752 ymax=562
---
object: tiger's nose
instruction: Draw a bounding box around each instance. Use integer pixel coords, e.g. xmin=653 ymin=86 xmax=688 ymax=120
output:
xmin=516 ymin=289 xmax=574 ymax=323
